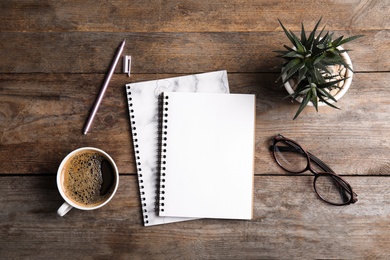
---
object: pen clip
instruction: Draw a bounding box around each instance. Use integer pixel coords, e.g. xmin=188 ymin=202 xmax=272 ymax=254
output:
xmin=123 ymin=55 xmax=132 ymax=77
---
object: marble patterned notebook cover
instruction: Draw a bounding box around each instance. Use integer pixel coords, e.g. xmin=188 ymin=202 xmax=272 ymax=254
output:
xmin=125 ymin=70 xmax=229 ymax=226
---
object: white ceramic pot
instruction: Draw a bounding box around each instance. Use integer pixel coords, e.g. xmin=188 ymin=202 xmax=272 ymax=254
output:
xmin=283 ymin=46 xmax=353 ymax=106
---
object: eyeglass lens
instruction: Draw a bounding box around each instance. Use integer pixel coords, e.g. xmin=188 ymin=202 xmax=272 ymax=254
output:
xmin=315 ymin=174 xmax=352 ymax=205
xmin=273 ymin=140 xmax=308 ymax=173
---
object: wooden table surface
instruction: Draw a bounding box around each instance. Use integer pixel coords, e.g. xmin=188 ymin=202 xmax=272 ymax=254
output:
xmin=1 ymin=1 xmax=389 ymax=259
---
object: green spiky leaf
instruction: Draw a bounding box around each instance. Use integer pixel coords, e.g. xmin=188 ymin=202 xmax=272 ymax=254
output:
xmin=301 ymin=23 xmax=307 ymax=45
xmin=318 ymin=94 xmax=340 ymax=109
xmin=290 ymin=30 xmax=306 ymax=54
xmin=339 ymin=35 xmax=364 ymax=46
xmin=307 ymin=17 xmax=322 ymax=45
xmin=293 ymin=91 xmax=312 ymax=120
xmin=278 ymin=19 xmax=295 ymax=47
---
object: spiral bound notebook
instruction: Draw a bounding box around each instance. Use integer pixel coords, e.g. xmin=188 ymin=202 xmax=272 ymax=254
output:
xmin=158 ymin=92 xmax=255 ymax=220
xmin=125 ymin=71 xmax=229 ymax=226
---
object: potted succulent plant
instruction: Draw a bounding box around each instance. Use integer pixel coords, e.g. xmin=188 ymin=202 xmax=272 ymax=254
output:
xmin=276 ymin=18 xmax=363 ymax=119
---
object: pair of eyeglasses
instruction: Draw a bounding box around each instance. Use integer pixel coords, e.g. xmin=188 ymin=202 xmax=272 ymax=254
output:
xmin=270 ymin=134 xmax=358 ymax=206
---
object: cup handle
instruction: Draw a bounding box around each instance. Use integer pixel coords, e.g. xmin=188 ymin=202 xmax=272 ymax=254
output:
xmin=57 ymin=202 xmax=73 ymax=217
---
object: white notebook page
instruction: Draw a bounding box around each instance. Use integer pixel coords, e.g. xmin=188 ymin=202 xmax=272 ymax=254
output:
xmin=159 ymin=92 xmax=255 ymax=220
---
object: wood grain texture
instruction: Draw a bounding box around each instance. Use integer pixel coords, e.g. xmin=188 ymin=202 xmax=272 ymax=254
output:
xmin=0 ymin=175 xmax=389 ymax=259
xmin=1 ymin=0 xmax=389 ymax=258
xmin=1 ymin=73 xmax=389 ymax=175
xmin=0 ymin=30 xmax=384 ymax=74
xmin=0 ymin=0 xmax=388 ymax=32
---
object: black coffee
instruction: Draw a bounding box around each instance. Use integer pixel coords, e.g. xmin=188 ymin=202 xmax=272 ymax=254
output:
xmin=62 ymin=151 xmax=115 ymax=207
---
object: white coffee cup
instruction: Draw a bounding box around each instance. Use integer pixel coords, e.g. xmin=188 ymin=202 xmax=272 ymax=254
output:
xmin=57 ymin=147 xmax=119 ymax=216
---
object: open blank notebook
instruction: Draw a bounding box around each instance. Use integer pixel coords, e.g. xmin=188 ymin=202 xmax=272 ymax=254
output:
xmin=125 ymin=71 xmax=229 ymax=226
xmin=159 ymin=92 xmax=255 ymax=220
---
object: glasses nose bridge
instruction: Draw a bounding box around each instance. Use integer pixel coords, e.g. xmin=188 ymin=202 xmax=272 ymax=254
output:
xmin=306 ymin=161 xmax=319 ymax=175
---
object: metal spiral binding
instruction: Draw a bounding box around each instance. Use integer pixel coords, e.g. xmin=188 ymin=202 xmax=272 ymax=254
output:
xmin=126 ymin=85 xmax=149 ymax=225
xmin=159 ymin=93 xmax=169 ymax=214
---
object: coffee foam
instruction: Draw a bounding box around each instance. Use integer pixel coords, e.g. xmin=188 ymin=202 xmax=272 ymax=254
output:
xmin=62 ymin=151 xmax=113 ymax=207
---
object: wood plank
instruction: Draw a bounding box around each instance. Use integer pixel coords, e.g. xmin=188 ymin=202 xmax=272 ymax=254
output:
xmin=0 ymin=73 xmax=134 ymax=174
xmin=0 ymin=175 xmax=389 ymax=259
xmin=1 ymin=72 xmax=389 ymax=175
xmin=0 ymin=31 xmax=384 ymax=74
xmin=0 ymin=0 xmax=388 ymax=32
